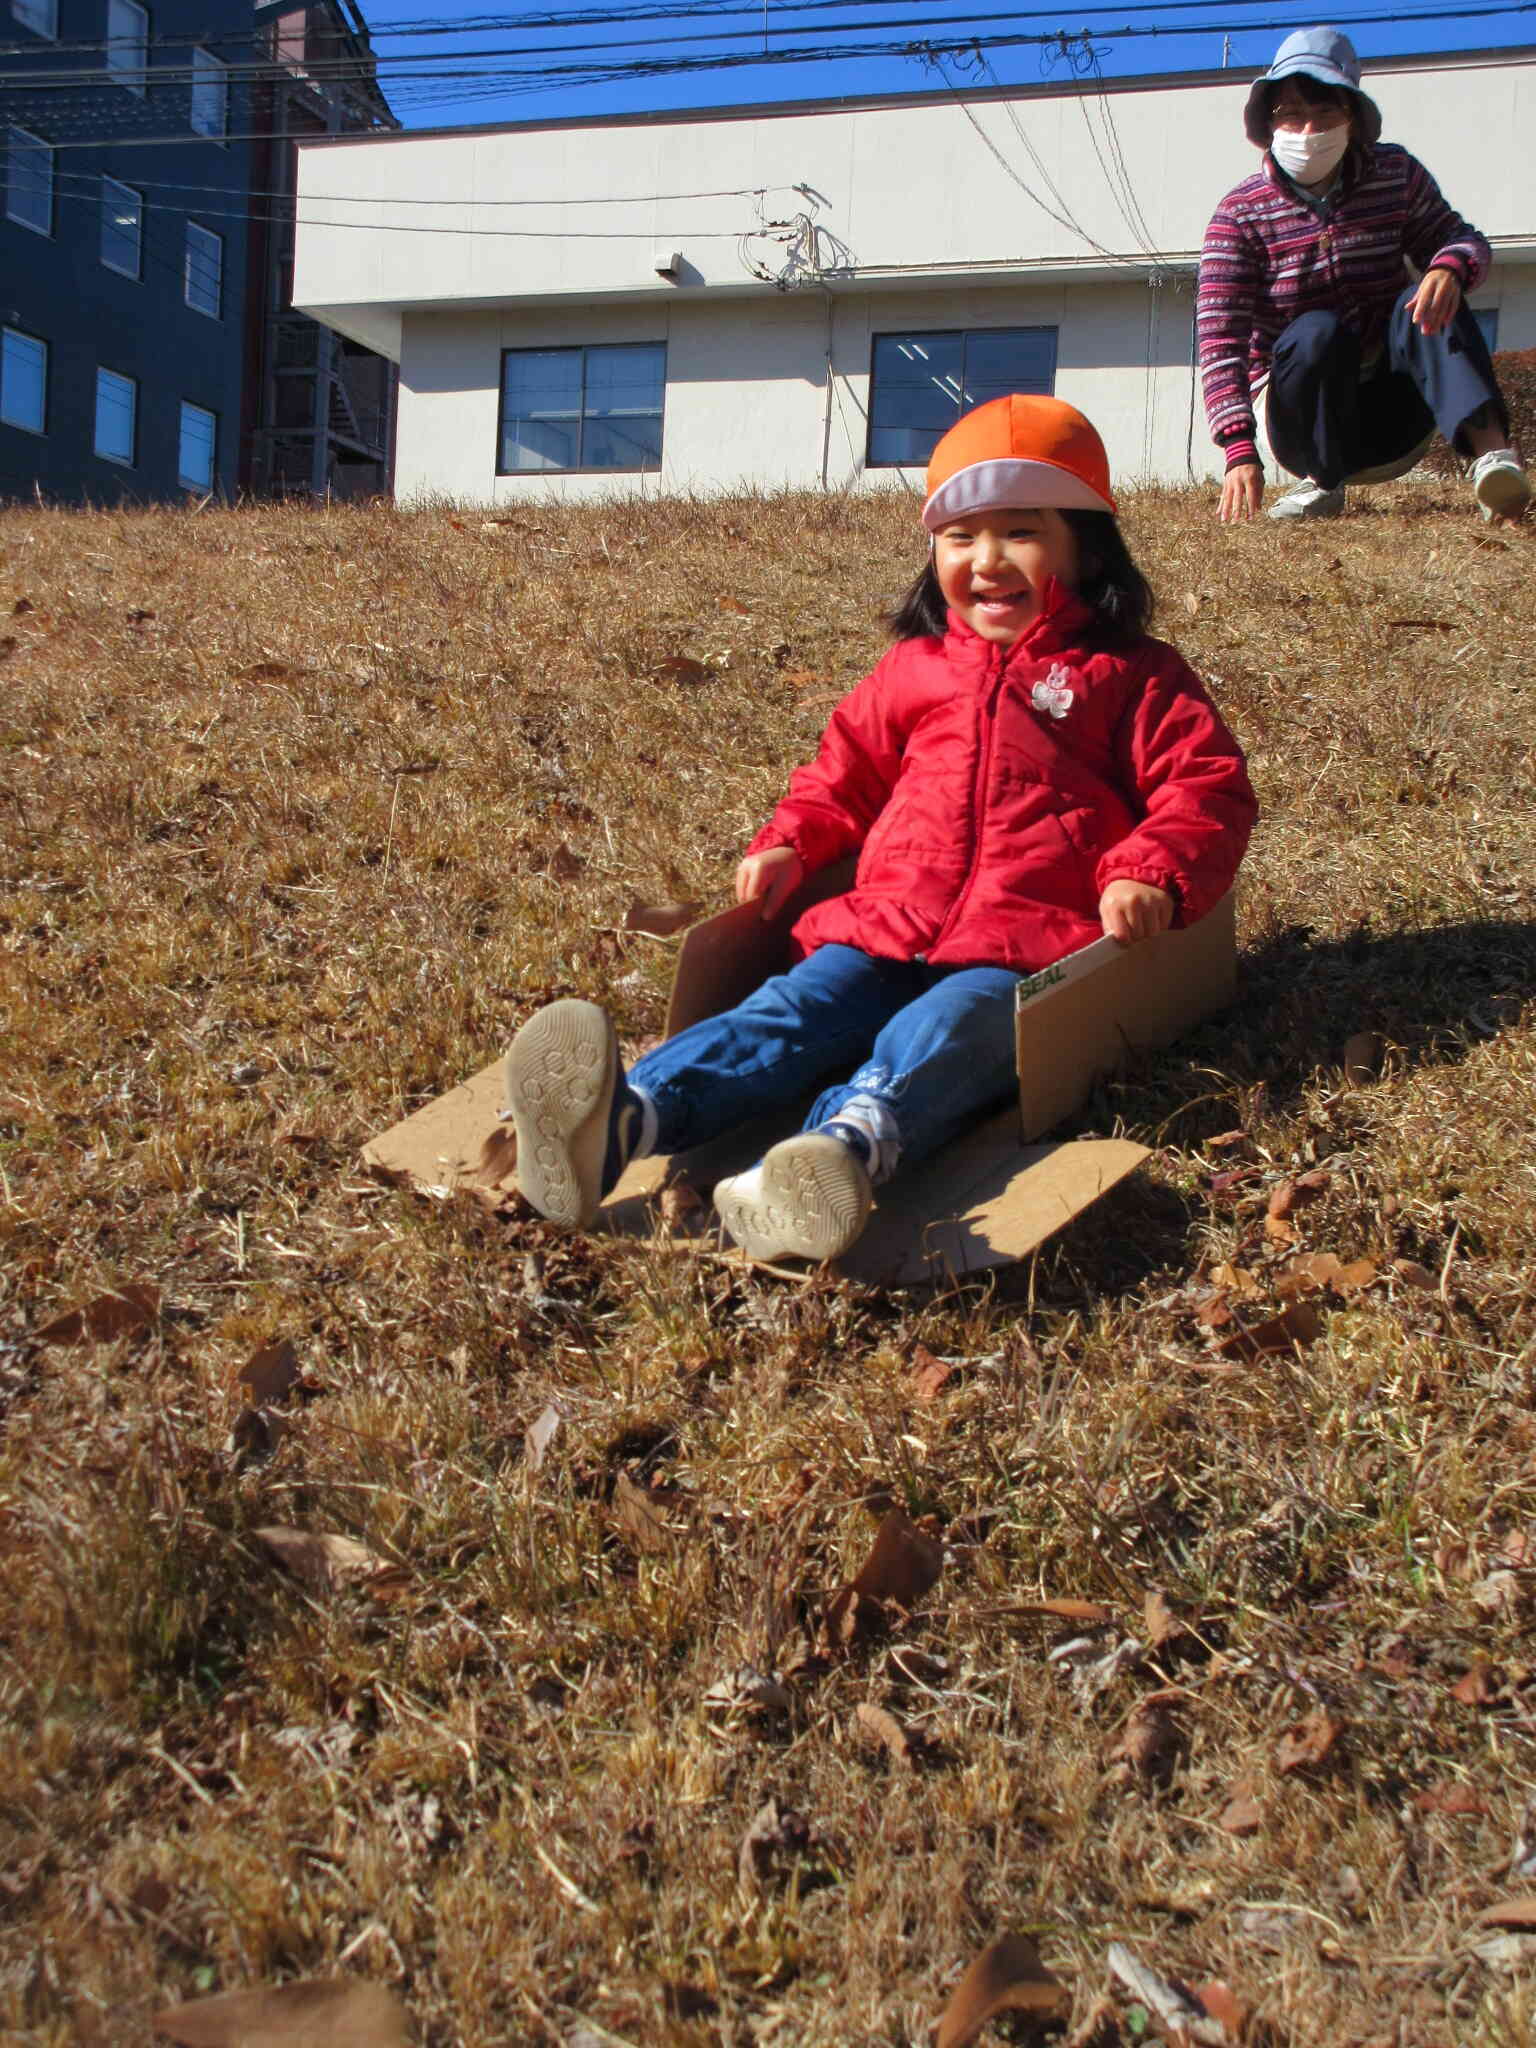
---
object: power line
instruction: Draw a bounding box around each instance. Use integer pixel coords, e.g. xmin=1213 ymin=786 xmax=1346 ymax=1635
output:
xmin=6 ymin=0 xmax=1533 ymax=145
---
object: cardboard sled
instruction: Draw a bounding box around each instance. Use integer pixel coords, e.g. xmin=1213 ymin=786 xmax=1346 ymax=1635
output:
xmin=363 ymin=877 xmax=1236 ymax=1287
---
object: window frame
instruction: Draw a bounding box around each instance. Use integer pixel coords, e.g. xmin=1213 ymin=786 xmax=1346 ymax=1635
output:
xmin=184 ymin=219 xmax=223 ymax=317
xmin=100 ymin=172 xmax=144 ymax=279
xmin=94 ymin=365 xmax=138 ymax=467
xmin=496 ymin=340 xmax=667 ymax=477
xmin=10 ymin=0 xmax=59 ymax=40
xmin=190 ymin=46 xmax=229 ymax=140
xmin=0 ymin=324 xmax=48 ymax=436
xmin=864 ymin=324 xmax=1060 ymax=471
xmin=5 ymin=123 xmax=54 ymax=237
xmin=177 ymin=399 xmax=217 ymax=491
xmin=106 ymin=0 xmax=149 ymax=96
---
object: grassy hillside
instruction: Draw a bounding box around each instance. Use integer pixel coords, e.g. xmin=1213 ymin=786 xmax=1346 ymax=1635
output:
xmin=1 ymin=478 xmax=1533 ymax=2047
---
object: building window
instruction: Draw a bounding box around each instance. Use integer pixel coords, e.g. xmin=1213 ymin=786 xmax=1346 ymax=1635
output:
xmin=1472 ymin=307 xmax=1500 ymax=353
xmin=1 ymin=326 xmax=47 ymax=434
xmin=100 ymin=175 xmax=143 ymax=278
xmin=498 ymin=342 xmax=665 ymax=473
xmin=94 ymin=367 xmax=137 ymax=465
xmin=178 ymin=400 xmax=216 ymax=490
xmin=11 ymin=0 xmax=59 ymax=38
xmin=184 ymin=221 xmax=223 ymax=316
xmin=866 ymin=327 xmax=1059 ymax=468
xmin=190 ymin=48 xmax=228 ymax=138
xmin=107 ymin=0 xmax=149 ymax=95
xmin=5 ymin=124 xmax=53 ymax=235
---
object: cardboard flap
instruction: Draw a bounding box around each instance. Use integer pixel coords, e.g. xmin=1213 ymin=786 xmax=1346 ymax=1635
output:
xmin=1014 ymin=893 xmax=1236 ymax=1140
xmin=666 ymin=856 xmax=858 ymax=1037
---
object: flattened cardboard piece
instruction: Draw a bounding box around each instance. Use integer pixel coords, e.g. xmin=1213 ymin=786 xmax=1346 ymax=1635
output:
xmin=1014 ymin=892 xmax=1236 ymax=1140
xmin=361 ymin=888 xmax=1233 ymax=1283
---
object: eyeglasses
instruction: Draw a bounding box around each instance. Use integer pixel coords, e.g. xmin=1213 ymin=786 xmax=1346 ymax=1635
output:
xmin=1270 ymin=97 xmax=1350 ymax=130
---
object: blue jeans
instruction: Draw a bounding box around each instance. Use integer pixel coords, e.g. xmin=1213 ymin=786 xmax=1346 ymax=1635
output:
xmin=627 ymin=943 xmax=1022 ymax=1170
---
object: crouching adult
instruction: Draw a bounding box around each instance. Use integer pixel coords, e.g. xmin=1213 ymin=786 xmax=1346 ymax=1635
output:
xmin=1199 ymin=25 xmax=1530 ymax=525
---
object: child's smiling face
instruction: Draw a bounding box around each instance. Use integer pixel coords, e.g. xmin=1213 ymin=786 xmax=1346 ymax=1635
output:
xmin=932 ymin=507 xmax=1080 ymax=644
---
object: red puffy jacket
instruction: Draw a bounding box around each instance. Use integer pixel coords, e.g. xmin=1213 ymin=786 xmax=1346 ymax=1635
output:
xmin=747 ymin=585 xmax=1257 ymax=974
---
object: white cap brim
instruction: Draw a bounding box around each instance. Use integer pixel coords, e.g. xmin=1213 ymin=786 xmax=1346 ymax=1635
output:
xmin=922 ymin=457 xmax=1115 ymax=532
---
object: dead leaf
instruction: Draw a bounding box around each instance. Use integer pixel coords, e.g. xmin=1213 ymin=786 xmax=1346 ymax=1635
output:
xmin=911 ymin=1345 xmax=958 ymax=1402
xmin=547 ymin=842 xmax=585 ymax=881
xmin=1415 ymin=1781 xmax=1486 ymax=1817
xmin=12 ymin=596 xmax=33 ymax=616
xmin=1143 ymin=1590 xmax=1194 ymax=1654
xmin=623 ymin=898 xmax=700 ymax=938
xmin=1387 ymin=617 xmax=1454 ymax=631
xmin=1209 ymin=1260 xmax=1262 ymax=1296
xmin=1342 ymin=1030 xmax=1384 ymax=1085
xmin=717 ymin=595 xmax=749 ymax=614
xmin=1214 ymin=1301 xmax=1323 ymax=1361
xmin=1192 ymin=1980 xmax=1249 ymax=2042
xmin=1195 ymin=1292 xmax=1233 ymax=1329
xmin=129 ymin=1875 xmax=174 ymax=1918
xmin=524 ymin=1402 xmax=564 ymax=1474
xmin=611 ymin=1471 xmax=681 ymax=1554
xmin=782 ymin=668 xmax=826 ymax=688
xmin=1004 ymin=1598 xmax=1117 ymax=1626
xmin=1263 ymin=1213 xmax=1296 ymax=1246
xmin=238 ymin=1339 xmax=299 ymax=1406
xmin=1275 ymin=1708 xmax=1344 ymax=1773
xmin=1276 ymin=1252 xmax=1379 ymax=1300
xmin=1393 ymin=1258 xmax=1436 ymax=1289
xmin=37 ymin=1282 xmax=159 ymax=1346
xmin=253 ymin=1527 xmax=402 ymax=1598
xmin=230 ymin=1407 xmax=286 ymax=1466
xmin=470 ymin=1124 xmax=518 ymax=1188
xmin=152 ymin=1976 xmax=410 ymax=2046
xmin=1475 ymin=1896 xmax=1536 ymax=1930
xmin=703 ymin=1666 xmax=791 ymax=1718
xmin=1218 ymin=1778 xmax=1263 ymax=1836
xmin=1116 ymin=1700 xmax=1182 ymax=1785
xmin=1453 ymin=1663 xmax=1503 ymax=1707
xmin=658 ymin=1180 xmax=705 ymax=1230
xmin=936 ymin=1934 xmax=1069 ymax=2048
xmin=853 ymin=1701 xmax=922 ymax=1769
xmin=737 ymin=1797 xmax=812 ymax=1892
xmin=654 ymin=654 xmax=709 ymax=687
xmin=1184 ymin=591 xmax=1202 ymax=617
xmin=823 ymin=1509 xmax=944 ymax=1648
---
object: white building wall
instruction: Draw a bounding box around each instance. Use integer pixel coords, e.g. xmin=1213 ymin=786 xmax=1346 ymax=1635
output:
xmin=300 ymin=50 xmax=1536 ymax=503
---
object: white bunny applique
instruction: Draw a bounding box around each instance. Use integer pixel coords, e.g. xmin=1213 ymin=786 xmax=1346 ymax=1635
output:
xmin=1030 ymin=662 xmax=1075 ymax=721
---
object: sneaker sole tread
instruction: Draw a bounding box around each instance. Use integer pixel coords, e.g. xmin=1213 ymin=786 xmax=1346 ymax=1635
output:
xmin=503 ymin=1000 xmax=616 ymax=1227
xmin=716 ymin=1138 xmax=871 ymax=1263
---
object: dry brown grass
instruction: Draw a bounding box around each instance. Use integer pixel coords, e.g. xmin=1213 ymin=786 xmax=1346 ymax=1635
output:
xmin=1 ymin=476 xmax=1534 ymax=2048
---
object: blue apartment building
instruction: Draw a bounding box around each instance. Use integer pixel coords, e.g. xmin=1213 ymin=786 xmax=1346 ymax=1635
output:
xmin=0 ymin=0 xmax=252 ymax=500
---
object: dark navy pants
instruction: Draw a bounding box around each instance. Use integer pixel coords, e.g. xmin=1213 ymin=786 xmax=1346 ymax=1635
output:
xmin=1266 ymin=283 xmax=1506 ymax=490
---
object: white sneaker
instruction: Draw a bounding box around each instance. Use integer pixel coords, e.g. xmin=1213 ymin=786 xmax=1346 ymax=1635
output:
xmin=1471 ymin=448 xmax=1532 ymax=523
xmin=1268 ymin=481 xmax=1347 ymax=520
xmin=714 ymin=1134 xmax=873 ymax=1264
xmin=503 ymin=998 xmax=622 ymax=1228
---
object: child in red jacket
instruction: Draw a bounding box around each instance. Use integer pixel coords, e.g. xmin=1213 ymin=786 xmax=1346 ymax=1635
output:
xmin=505 ymin=394 xmax=1257 ymax=1263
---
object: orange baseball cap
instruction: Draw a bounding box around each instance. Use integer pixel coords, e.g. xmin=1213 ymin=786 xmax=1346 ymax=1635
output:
xmin=922 ymin=393 xmax=1116 ymax=531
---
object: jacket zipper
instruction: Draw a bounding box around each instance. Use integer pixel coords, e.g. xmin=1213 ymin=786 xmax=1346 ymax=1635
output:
xmin=928 ymin=641 xmax=1007 ymax=954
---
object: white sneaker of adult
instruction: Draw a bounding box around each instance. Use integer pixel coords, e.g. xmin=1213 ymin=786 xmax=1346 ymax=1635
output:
xmin=1267 ymin=481 xmax=1347 ymax=521
xmin=714 ymin=1133 xmax=873 ymax=1264
xmin=1470 ymin=448 xmax=1532 ymax=523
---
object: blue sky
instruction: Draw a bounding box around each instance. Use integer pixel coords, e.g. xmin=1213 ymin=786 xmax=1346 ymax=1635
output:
xmin=358 ymin=1 xmax=1536 ymax=129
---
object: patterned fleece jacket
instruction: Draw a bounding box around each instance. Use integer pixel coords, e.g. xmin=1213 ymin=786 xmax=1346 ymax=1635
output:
xmin=1198 ymin=142 xmax=1491 ymax=470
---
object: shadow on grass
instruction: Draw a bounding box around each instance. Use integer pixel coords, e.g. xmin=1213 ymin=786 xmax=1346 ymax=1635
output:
xmin=1116 ymin=913 xmax=1536 ymax=1142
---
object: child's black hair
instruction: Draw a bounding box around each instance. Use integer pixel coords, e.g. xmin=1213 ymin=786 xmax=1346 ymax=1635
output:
xmin=1260 ymin=71 xmax=1355 ymax=126
xmin=888 ymin=509 xmax=1155 ymax=647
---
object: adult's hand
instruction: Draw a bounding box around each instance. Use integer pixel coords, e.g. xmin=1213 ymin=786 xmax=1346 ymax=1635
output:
xmin=735 ymin=845 xmax=804 ymax=921
xmin=1218 ymin=463 xmax=1264 ymax=523
xmin=1409 ymin=267 xmax=1462 ymax=337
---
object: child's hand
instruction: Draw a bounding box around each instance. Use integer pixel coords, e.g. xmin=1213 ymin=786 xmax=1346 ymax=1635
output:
xmin=735 ymin=846 xmax=805 ymax=921
xmin=1099 ymin=879 xmax=1174 ymax=944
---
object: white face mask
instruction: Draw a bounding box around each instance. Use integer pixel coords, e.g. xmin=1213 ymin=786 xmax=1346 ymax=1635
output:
xmin=1271 ymin=125 xmax=1350 ymax=185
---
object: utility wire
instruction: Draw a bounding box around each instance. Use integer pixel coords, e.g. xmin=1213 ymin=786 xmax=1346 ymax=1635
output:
xmin=27 ymin=167 xmax=785 ymax=207
xmin=7 ymin=0 xmax=1533 ymax=144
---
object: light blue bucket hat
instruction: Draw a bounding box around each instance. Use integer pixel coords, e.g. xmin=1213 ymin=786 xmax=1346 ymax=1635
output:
xmin=1243 ymin=25 xmax=1383 ymax=146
